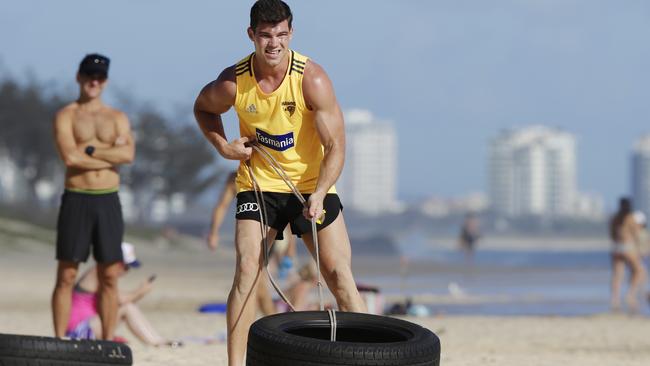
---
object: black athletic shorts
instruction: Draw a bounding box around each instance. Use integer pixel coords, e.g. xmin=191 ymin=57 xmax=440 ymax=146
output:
xmin=235 ymin=191 xmax=343 ymax=238
xmin=56 ymin=190 xmax=124 ymax=263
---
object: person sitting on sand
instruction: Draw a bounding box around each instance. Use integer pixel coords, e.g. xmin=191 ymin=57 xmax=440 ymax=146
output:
xmin=66 ymin=242 xmax=181 ymax=347
xmin=274 ymin=263 xmax=320 ymax=312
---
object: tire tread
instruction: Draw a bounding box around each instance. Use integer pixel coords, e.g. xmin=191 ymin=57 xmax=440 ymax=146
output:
xmin=0 ymin=334 xmax=132 ymax=365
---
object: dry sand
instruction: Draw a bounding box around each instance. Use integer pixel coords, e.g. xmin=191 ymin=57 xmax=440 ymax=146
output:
xmin=1 ymin=232 xmax=650 ymax=365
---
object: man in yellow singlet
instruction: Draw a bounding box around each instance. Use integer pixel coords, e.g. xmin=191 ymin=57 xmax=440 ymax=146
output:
xmin=51 ymin=53 xmax=135 ymax=341
xmin=194 ymin=1 xmax=366 ymax=364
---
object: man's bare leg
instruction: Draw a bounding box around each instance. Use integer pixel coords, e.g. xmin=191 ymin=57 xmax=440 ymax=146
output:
xmin=97 ymin=261 xmax=122 ymax=340
xmin=51 ymin=261 xmax=79 ymax=337
xmin=302 ymin=213 xmax=366 ymax=312
xmin=227 ymin=220 xmax=276 ymax=366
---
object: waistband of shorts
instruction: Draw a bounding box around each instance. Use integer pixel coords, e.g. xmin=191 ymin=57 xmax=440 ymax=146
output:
xmin=237 ymin=190 xmax=338 ymax=196
xmin=65 ymin=187 xmax=119 ymax=195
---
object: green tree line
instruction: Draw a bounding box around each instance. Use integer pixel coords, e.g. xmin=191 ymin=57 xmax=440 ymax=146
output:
xmin=0 ymin=76 xmax=221 ymax=221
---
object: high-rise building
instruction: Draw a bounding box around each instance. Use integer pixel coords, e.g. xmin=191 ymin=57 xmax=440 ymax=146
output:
xmin=338 ymin=109 xmax=400 ymax=215
xmin=632 ymin=135 xmax=650 ymax=216
xmin=488 ymin=126 xmax=577 ymax=218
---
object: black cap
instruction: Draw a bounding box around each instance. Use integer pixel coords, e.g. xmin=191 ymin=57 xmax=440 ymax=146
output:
xmin=78 ymin=53 xmax=110 ymax=77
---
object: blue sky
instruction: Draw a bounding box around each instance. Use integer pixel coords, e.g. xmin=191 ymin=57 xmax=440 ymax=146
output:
xmin=1 ymin=0 xmax=649 ymax=207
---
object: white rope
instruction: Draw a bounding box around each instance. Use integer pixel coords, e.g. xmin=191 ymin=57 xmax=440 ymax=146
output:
xmin=247 ymin=142 xmax=326 ymax=312
xmin=327 ymin=308 xmax=337 ymax=342
xmin=246 ymin=160 xmax=295 ymax=311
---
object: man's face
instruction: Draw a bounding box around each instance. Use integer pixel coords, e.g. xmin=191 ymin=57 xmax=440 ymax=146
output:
xmin=77 ymin=73 xmax=107 ymax=99
xmin=248 ymin=20 xmax=293 ymax=68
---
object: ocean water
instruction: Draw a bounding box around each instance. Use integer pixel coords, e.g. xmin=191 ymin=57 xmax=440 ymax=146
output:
xmin=355 ymin=243 xmax=650 ymax=317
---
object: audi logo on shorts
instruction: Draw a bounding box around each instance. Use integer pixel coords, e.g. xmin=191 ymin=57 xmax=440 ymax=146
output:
xmin=237 ymin=203 xmax=259 ymax=214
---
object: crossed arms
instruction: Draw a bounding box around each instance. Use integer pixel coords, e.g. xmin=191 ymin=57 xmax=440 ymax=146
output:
xmin=53 ymin=109 xmax=135 ymax=170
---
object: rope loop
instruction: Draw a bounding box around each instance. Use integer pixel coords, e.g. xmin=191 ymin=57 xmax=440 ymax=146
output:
xmin=247 ymin=142 xmax=326 ymax=312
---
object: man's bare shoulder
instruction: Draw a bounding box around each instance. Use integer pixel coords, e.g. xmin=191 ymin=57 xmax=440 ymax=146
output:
xmin=303 ymin=59 xmax=328 ymax=82
xmin=54 ymin=102 xmax=79 ymax=120
xmin=219 ymin=64 xmax=237 ymax=83
xmin=55 ymin=102 xmax=124 ymax=118
xmin=302 ymin=59 xmax=336 ymax=109
xmin=303 ymin=59 xmax=335 ymax=94
xmin=197 ymin=65 xmax=237 ymax=107
xmin=211 ymin=65 xmax=237 ymax=95
xmin=54 ymin=102 xmax=79 ymax=126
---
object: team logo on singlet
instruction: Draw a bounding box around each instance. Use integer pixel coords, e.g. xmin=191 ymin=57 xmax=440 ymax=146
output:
xmin=255 ymin=128 xmax=294 ymax=151
xmin=246 ymin=104 xmax=257 ymax=113
xmin=282 ymin=101 xmax=296 ymax=117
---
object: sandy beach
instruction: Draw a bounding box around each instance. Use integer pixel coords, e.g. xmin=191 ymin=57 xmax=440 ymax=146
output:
xmin=1 ymin=225 xmax=650 ymax=365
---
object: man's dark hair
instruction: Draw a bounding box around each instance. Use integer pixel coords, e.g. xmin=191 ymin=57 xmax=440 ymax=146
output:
xmin=250 ymin=0 xmax=293 ymax=31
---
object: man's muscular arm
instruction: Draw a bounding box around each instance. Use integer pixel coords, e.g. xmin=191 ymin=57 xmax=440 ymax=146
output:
xmin=91 ymin=111 xmax=135 ymax=165
xmin=194 ymin=66 xmax=252 ymax=161
xmin=53 ymin=109 xmax=112 ymax=170
xmin=302 ymin=60 xmax=346 ymax=219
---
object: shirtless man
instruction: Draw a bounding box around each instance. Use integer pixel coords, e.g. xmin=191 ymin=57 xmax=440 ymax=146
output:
xmin=51 ymin=53 xmax=135 ymax=340
xmin=194 ymin=1 xmax=365 ymax=364
xmin=609 ymin=197 xmax=647 ymax=312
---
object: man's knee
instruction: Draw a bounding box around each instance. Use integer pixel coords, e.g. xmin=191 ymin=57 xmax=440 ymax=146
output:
xmin=322 ymin=265 xmax=352 ymax=287
xmin=55 ymin=266 xmax=78 ymax=289
xmin=237 ymin=255 xmax=263 ymax=281
xmin=98 ymin=266 xmax=121 ymax=289
xmin=233 ymin=255 xmax=264 ymax=297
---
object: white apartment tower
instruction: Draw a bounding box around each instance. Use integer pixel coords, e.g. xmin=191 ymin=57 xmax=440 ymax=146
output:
xmin=632 ymin=135 xmax=650 ymax=217
xmin=339 ymin=109 xmax=399 ymax=215
xmin=489 ymin=126 xmax=577 ymax=217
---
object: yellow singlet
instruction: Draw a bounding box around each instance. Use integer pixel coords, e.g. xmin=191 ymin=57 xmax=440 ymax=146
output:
xmin=233 ymin=50 xmax=336 ymax=194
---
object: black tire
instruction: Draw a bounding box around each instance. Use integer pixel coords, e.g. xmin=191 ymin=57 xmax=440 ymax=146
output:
xmin=247 ymin=311 xmax=440 ymax=366
xmin=0 ymin=333 xmax=132 ymax=365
